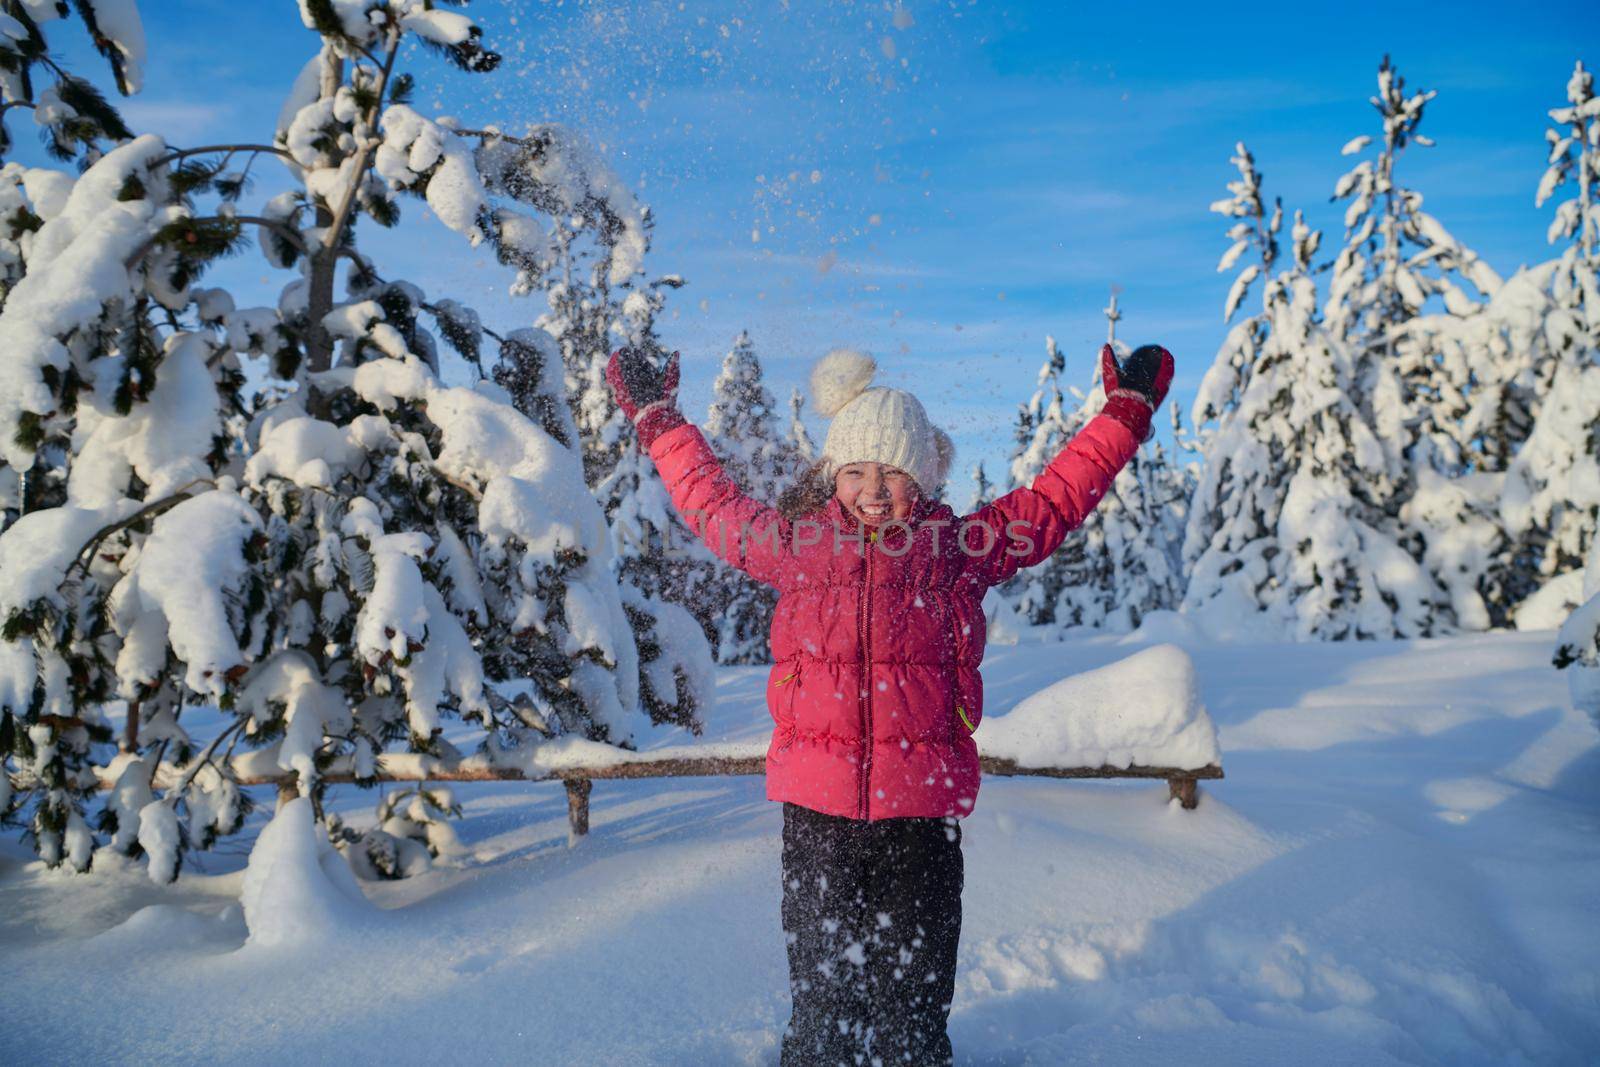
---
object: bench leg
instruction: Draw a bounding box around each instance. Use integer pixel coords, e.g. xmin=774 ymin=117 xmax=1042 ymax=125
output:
xmin=1168 ymin=777 xmax=1199 ymax=810
xmin=565 ymin=778 xmax=593 ymax=845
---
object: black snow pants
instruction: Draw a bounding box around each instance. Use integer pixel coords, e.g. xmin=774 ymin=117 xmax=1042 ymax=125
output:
xmin=779 ymin=802 xmax=964 ymax=1067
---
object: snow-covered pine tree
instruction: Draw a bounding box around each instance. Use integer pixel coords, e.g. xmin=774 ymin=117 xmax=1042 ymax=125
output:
xmin=1535 ymin=60 xmax=1600 ymax=268
xmin=1185 ymin=139 xmax=1439 ymax=639
xmin=1275 ymin=312 xmax=1445 ymax=639
xmin=996 ymin=298 xmax=1185 ymax=635
xmin=705 ymin=334 xmax=765 ymax=442
xmin=0 ymin=1 xmax=148 ymax=530
xmin=1109 ymin=434 xmax=1188 ymax=631
xmin=0 ymin=1 xmax=245 ymax=867
xmin=964 ymin=462 xmax=996 ymax=513
xmin=0 ymin=1 xmax=708 ymax=880
xmin=786 ymin=385 xmax=817 ymax=467
xmin=706 ymin=333 xmax=796 ymax=500
xmin=0 ymin=135 xmax=248 ymax=868
xmin=1328 ymin=56 xmax=1503 ymax=481
xmin=1320 ymin=57 xmax=1506 ymax=636
xmin=1392 ymin=256 xmax=1569 ymax=629
xmin=700 ymin=331 xmax=798 ymax=664
xmin=1184 ymin=142 xmax=1301 ymax=626
xmin=509 ymin=137 xmax=656 ymax=489
xmin=486 ymin=131 xmax=695 ymax=605
xmin=1498 ymin=59 xmax=1600 ymax=624
xmin=1055 ymin=295 xmax=1185 ymax=632
xmin=474 ymin=125 xmax=711 ymax=729
xmin=999 ymin=335 xmax=1088 ymax=628
xmin=597 ymin=248 xmax=722 ymax=692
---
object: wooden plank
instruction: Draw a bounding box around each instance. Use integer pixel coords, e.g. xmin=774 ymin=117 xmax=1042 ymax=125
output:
xmin=111 ymin=756 xmax=1223 ymax=789
xmin=979 ymin=759 xmax=1224 ymax=781
xmin=559 ymin=756 xmax=769 ymax=781
xmin=95 ymin=755 xmax=1227 ymax=841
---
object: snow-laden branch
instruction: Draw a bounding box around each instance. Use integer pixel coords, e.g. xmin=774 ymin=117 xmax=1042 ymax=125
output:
xmin=63 ymin=478 xmax=214 ymax=583
xmin=121 ymin=215 xmax=308 ymax=269
xmin=158 ymin=143 xmax=296 ymax=167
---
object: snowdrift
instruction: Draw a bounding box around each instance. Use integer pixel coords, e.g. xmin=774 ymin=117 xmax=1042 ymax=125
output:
xmin=239 ymin=798 xmax=372 ymax=950
xmin=979 ymin=644 xmax=1220 ymax=771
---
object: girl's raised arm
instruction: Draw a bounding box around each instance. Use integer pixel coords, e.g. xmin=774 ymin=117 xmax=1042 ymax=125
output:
xmin=606 ymin=348 xmax=791 ymax=588
xmin=959 ymin=344 xmax=1174 ymax=588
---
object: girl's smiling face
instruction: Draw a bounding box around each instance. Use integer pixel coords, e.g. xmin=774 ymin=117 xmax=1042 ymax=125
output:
xmin=835 ymin=461 xmax=920 ymax=526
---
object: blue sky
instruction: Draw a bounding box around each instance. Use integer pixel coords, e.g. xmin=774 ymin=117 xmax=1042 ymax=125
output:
xmin=18 ymin=0 xmax=1595 ymax=505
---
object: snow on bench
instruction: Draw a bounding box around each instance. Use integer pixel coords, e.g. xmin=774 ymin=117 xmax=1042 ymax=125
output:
xmin=978 ymin=643 xmax=1223 ymax=808
xmin=119 ymin=645 xmax=1224 ymax=839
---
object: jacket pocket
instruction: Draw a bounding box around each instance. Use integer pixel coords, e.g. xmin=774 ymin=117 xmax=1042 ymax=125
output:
xmin=946 ymin=609 xmax=979 ymax=737
xmin=953 ymin=667 xmax=984 ymax=737
xmin=771 ymin=659 xmax=801 ymax=741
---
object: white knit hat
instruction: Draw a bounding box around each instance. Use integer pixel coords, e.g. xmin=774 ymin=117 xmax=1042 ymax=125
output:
xmin=810 ymin=348 xmax=954 ymax=493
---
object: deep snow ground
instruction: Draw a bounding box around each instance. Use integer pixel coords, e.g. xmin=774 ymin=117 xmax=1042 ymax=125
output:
xmin=3 ymin=630 xmax=1599 ymax=1065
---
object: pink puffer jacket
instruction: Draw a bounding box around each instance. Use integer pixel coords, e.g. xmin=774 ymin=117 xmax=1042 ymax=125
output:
xmin=648 ymin=414 xmax=1139 ymax=820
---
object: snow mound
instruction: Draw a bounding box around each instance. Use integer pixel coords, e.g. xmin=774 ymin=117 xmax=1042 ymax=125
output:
xmin=980 ymin=644 xmax=1221 ymax=770
xmin=87 ymin=903 xmax=243 ymax=954
xmin=239 ymin=798 xmax=371 ymax=950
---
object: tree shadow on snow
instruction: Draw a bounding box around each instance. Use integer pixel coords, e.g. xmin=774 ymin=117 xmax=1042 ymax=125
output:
xmin=391 ymin=776 xmax=778 ymax=918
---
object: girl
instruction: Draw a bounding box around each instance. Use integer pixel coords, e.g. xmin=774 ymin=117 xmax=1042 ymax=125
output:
xmin=606 ymin=341 xmax=1173 ymax=1065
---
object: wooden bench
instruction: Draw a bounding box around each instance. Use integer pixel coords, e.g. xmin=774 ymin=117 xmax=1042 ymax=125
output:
xmin=239 ymin=755 xmax=1224 ymax=840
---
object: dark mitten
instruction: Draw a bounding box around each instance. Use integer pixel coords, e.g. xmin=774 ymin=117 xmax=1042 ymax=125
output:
xmin=1113 ymin=344 xmax=1174 ymax=408
xmin=1099 ymin=343 xmax=1175 ymax=442
xmin=605 ymin=346 xmax=679 ymax=417
xmin=605 ymin=347 xmax=685 ymax=448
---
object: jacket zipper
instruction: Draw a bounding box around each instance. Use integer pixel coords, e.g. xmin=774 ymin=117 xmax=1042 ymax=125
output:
xmin=858 ymin=526 xmax=875 ymax=819
xmin=774 ymin=661 xmax=799 ymax=747
xmin=949 ymin=609 xmax=976 ymax=734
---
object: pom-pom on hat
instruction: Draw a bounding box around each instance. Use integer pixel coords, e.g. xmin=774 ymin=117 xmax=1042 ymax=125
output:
xmin=810 ymin=348 xmax=954 ymax=493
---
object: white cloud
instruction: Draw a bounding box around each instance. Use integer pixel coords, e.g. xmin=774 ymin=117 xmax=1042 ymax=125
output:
xmin=118 ymin=100 xmax=231 ymax=142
